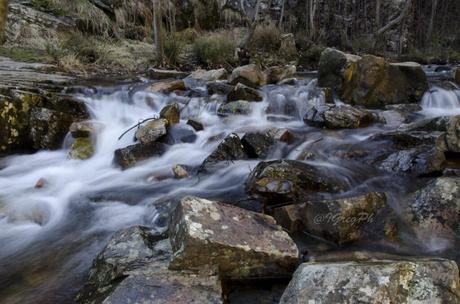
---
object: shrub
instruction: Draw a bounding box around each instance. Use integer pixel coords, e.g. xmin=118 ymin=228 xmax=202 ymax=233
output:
xmin=59 ymin=53 xmax=85 ymax=73
xmin=163 ymin=34 xmax=185 ymax=67
xmin=249 ymin=22 xmax=281 ymax=51
xmin=193 ymin=31 xmax=237 ymax=68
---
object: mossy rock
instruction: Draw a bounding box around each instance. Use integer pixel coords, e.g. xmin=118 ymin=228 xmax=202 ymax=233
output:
xmin=68 ymin=137 xmax=94 ymax=160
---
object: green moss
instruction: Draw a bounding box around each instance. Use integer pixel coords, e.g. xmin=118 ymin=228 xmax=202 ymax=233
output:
xmin=68 ymin=137 xmax=94 ymax=160
xmin=0 ymin=47 xmax=52 ymax=63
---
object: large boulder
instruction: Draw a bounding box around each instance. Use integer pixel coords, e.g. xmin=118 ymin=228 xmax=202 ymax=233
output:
xmin=273 ymin=192 xmax=395 ymax=244
xmin=201 ymin=133 xmax=248 ymax=171
xmin=280 ymin=259 xmax=460 ymax=304
xmin=246 ymin=160 xmax=346 ymax=205
xmin=318 ymin=49 xmax=429 ymax=108
xmin=227 ymin=83 xmax=263 ymax=102
xmin=134 ymin=119 xmax=168 ymax=144
xmin=114 ymin=142 xmax=167 ymax=169
xmin=169 ymin=196 xmax=299 ymax=279
xmin=0 ymin=90 xmax=87 ymax=153
xmin=405 ymin=177 xmax=460 ymax=242
xmin=229 ymin=64 xmax=267 ymax=88
xmin=76 ymin=226 xmax=223 ymax=304
xmin=304 ymin=104 xmax=373 ymax=129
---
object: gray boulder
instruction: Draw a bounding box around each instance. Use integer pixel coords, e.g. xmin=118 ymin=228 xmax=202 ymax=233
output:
xmin=135 ymin=119 xmax=168 ymax=144
xmin=114 ymin=142 xmax=167 ymax=169
xmin=280 ymin=259 xmax=460 ymax=304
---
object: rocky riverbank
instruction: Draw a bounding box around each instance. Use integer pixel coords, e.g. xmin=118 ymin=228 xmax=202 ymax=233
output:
xmin=1 ymin=45 xmax=460 ymax=303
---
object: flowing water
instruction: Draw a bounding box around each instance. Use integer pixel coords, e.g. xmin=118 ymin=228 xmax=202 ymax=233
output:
xmin=0 ymin=73 xmax=459 ymax=303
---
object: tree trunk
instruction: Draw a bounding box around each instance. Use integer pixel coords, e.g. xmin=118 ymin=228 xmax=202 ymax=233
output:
xmin=239 ymin=0 xmax=262 ymax=49
xmin=0 ymin=0 xmax=8 ymax=44
xmin=279 ymin=0 xmax=285 ymax=29
xmin=375 ymin=0 xmax=381 ymax=30
xmin=376 ymin=0 xmax=412 ymax=37
xmin=427 ymin=0 xmax=438 ymax=41
xmin=153 ymin=0 xmax=164 ymax=65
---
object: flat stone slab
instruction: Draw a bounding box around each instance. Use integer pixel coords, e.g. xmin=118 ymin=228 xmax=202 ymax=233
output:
xmin=169 ymin=196 xmax=299 ymax=279
xmin=280 ymin=258 xmax=460 ymax=304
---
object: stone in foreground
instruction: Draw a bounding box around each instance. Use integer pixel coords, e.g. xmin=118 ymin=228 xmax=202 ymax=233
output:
xmin=280 ymin=259 xmax=460 ymax=304
xmin=135 ymin=118 xmax=168 ymax=144
xmin=169 ymin=196 xmax=299 ymax=279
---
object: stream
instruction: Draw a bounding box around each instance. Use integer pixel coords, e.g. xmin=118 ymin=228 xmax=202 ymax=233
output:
xmin=0 ymin=71 xmax=459 ymax=303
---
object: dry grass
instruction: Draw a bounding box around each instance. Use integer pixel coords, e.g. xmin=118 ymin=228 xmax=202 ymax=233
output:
xmin=250 ymin=22 xmax=281 ymax=51
xmin=58 ymin=53 xmax=85 ymax=73
xmin=193 ymin=30 xmax=238 ymax=68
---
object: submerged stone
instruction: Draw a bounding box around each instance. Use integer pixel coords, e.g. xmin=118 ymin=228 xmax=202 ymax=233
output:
xmin=68 ymin=137 xmax=94 ymax=160
xmin=169 ymin=196 xmax=299 ymax=279
xmin=280 ymin=259 xmax=460 ymax=304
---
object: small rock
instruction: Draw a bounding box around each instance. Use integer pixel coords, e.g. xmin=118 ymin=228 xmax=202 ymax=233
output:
xmin=229 ymin=64 xmax=267 ymax=88
xmin=135 ymin=119 xmax=168 ymax=144
xmin=273 ymin=192 xmax=395 ymax=244
xmin=148 ymin=80 xmax=186 ymax=93
xmin=172 ymin=164 xmax=189 ymax=179
xmin=114 ymin=142 xmax=167 ymax=169
xmin=207 ymin=81 xmax=234 ymax=95
xmin=169 ymin=196 xmax=299 ymax=278
xmin=227 ymin=83 xmax=263 ymax=102
xmin=35 ymin=178 xmax=47 ymax=189
xmin=186 ymin=68 xmax=228 ymax=84
xmin=405 ymin=177 xmax=460 ymax=242
xmin=217 ymin=100 xmax=252 ymax=117
xmin=68 ymin=137 xmax=94 ymax=160
xmin=201 ymin=133 xmax=248 ymax=171
xmin=246 ymin=160 xmax=346 ymax=205
xmin=186 ymin=119 xmax=204 ymax=131
xmin=160 ymin=103 xmax=180 ymax=125
xmin=265 ymin=65 xmax=297 ymax=84
xmin=161 ymin=123 xmax=197 ymax=144
xmin=323 ymin=104 xmax=373 ymax=129
xmin=280 ymin=259 xmax=460 ymax=304
xmin=241 ymin=132 xmax=274 ymax=158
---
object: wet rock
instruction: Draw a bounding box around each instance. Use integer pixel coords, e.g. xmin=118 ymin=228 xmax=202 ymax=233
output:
xmin=241 ymin=132 xmax=274 ymax=158
xmin=446 ymin=115 xmax=460 ymax=153
xmin=323 ymin=105 xmax=373 ymax=129
xmin=147 ymin=68 xmax=189 ymax=79
xmin=304 ymin=104 xmax=372 ymax=129
xmin=160 ymin=103 xmax=180 ymax=125
xmin=201 ymin=133 xmax=248 ymax=171
xmin=76 ymin=225 xmax=223 ymax=304
xmin=35 ymin=178 xmax=47 ymax=189
xmin=246 ymin=160 xmax=346 ymax=205
xmin=266 ymin=128 xmax=294 ymax=144
xmin=273 ymin=192 xmax=395 ymax=244
xmin=69 ymin=121 xmax=97 ymax=138
xmin=278 ymin=78 xmax=297 ymax=86
xmin=303 ymin=104 xmax=332 ymax=128
xmin=455 ymin=68 xmax=460 ymax=85
xmin=172 ymin=164 xmax=189 ymax=179
xmin=169 ymin=196 xmax=299 ymax=279
xmin=148 ymin=80 xmax=186 ymax=93
xmin=343 ymin=56 xmax=428 ymax=108
xmin=227 ymin=83 xmax=263 ymax=102
xmin=186 ymin=118 xmax=204 ymax=131
xmin=68 ymin=138 xmax=94 ymax=160
xmin=280 ymin=259 xmax=460 ymax=304
xmin=134 ymin=119 xmax=168 ymax=144
xmin=377 ymin=145 xmax=445 ymax=176
xmin=405 ymin=177 xmax=460 ymax=242
xmin=400 ymin=116 xmax=449 ymax=132
xmin=161 ymin=123 xmax=197 ymax=144
xmin=379 ymin=104 xmax=423 ymax=127
xmin=317 ymin=48 xmax=361 ymax=91
xmin=265 ymin=65 xmax=297 ymax=85
xmin=229 ymin=64 xmax=267 ymax=88
xmin=207 ymin=81 xmax=234 ymax=95
xmin=319 ymin=49 xmax=429 ymax=108
xmin=114 ymin=142 xmax=167 ymax=169
xmin=217 ymin=100 xmax=252 ymax=117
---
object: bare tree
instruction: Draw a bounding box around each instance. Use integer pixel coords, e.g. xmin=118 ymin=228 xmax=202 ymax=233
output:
xmin=426 ymin=0 xmax=438 ymax=41
xmin=153 ymin=0 xmax=164 ymax=65
xmin=376 ymin=0 xmax=412 ymax=37
xmin=0 ymin=0 xmax=8 ymax=44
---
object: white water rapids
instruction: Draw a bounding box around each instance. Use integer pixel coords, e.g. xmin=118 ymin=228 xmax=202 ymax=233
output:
xmin=0 ymin=75 xmax=459 ymax=303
